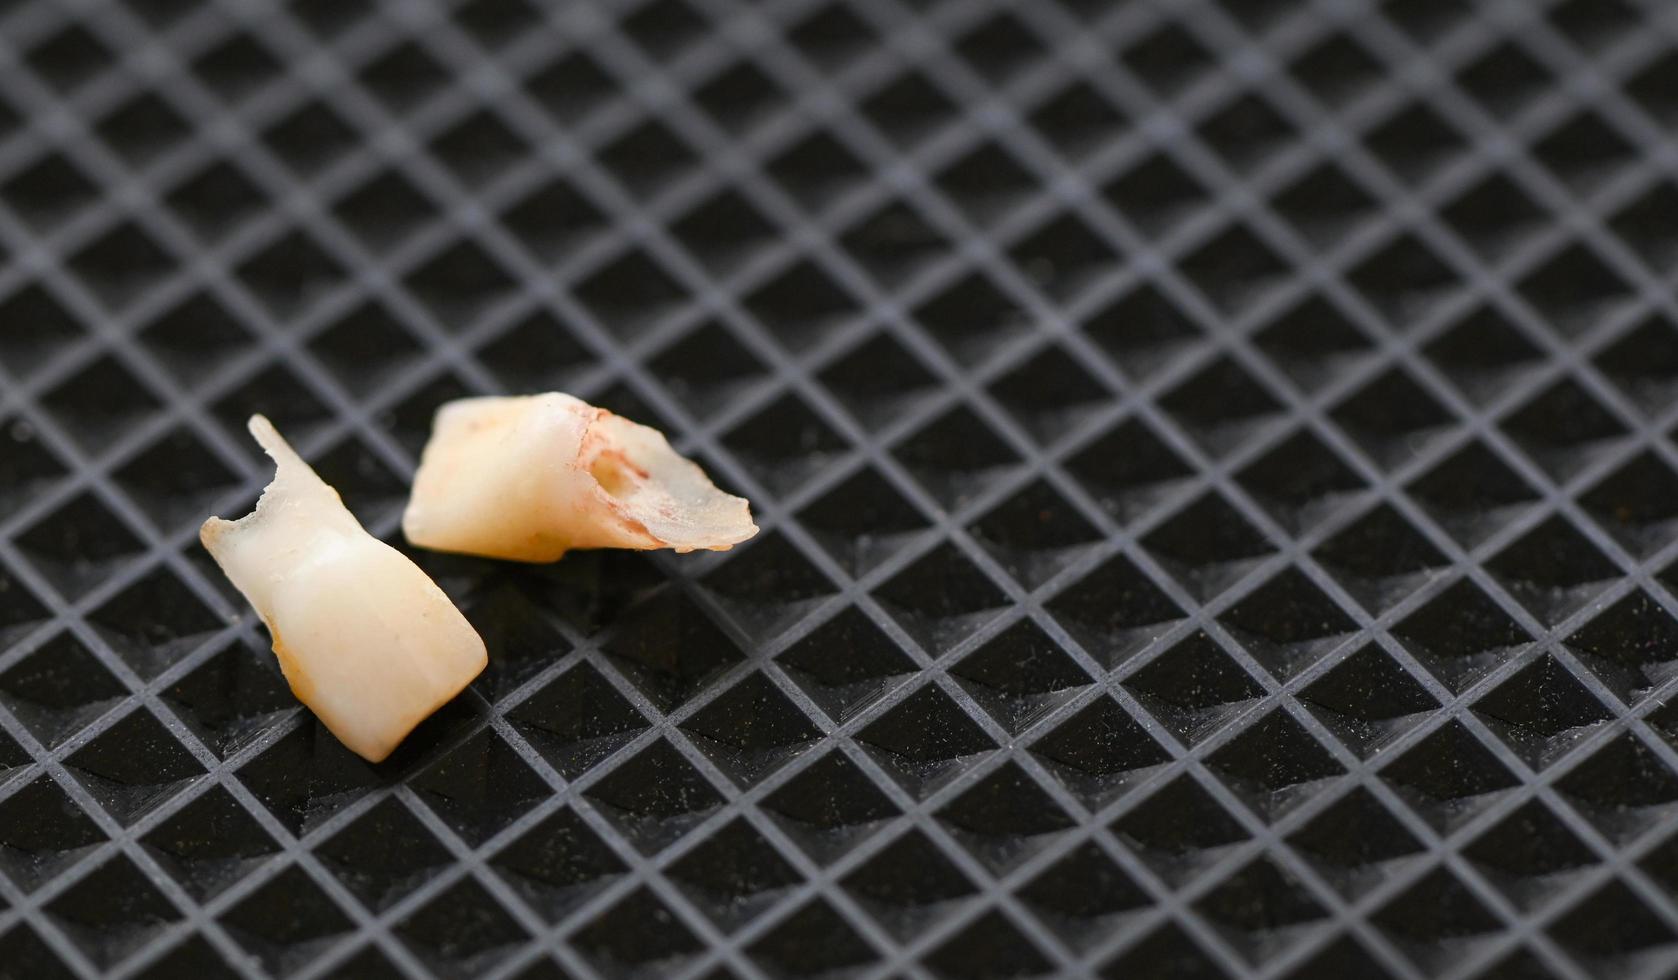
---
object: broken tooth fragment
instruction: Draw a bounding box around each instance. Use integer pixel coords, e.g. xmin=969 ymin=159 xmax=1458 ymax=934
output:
xmin=200 ymin=415 xmax=487 ymax=763
xmin=403 ymin=392 xmax=758 ymax=563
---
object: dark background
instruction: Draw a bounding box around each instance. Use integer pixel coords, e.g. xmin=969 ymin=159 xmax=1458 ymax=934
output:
xmin=2 ymin=0 xmax=1678 ymax=977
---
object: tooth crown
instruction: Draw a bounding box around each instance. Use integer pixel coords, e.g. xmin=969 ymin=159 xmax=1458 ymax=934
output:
xmin=402 ymin=392 xmax=757 ymax=563
xmin=201 ymin=415 xmax=487 ymax=763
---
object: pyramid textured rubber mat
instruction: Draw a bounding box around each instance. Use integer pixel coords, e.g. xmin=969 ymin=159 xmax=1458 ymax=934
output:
xmin=2 ymin=0 xmax=1678 ymax=976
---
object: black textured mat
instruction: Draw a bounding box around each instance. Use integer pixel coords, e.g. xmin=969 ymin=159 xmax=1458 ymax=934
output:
xmin=3 ymin=0 xmax=1678 ymax=977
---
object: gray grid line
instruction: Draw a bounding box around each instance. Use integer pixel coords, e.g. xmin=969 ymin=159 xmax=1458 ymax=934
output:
xmin=4 ymin=0 xmax=1678 ymax=977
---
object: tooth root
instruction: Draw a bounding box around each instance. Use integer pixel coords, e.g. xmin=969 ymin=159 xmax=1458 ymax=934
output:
xmin=201 ymin=415 xmax=487 ymax=763
xmin=402 ymin=392 xmax=758 ymax=563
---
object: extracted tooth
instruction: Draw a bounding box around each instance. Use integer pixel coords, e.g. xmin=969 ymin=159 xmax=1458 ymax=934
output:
xmin=200 ymin=415 xmax=487 ymax=763
xmin=403 ymin=392 xmax=757 ymax=563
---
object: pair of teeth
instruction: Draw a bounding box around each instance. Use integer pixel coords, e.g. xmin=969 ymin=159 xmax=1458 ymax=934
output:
xmin=201 ymin=393 xmax=757 ymax=762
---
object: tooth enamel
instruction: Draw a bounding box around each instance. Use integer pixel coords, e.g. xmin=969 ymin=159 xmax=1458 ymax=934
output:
xmin=402 ymin=392 xmax=758 ymax=563
xmin=200 ymin=415 xmax=487 ymax=763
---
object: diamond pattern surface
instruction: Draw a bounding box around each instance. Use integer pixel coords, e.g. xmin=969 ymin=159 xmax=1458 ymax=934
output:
xmin=1 ymin=0 xmax=1677 ymax=977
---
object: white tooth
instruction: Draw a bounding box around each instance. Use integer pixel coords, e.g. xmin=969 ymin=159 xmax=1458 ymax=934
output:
xmin=402 ymin=392 xmax=758 ymax=563
xmin=201 ymin=415 xmax=487 ymax=763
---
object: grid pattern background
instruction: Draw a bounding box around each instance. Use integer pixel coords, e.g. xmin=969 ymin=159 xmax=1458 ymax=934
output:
xmin=2 ymin=0 xmax=1678 ymax=977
